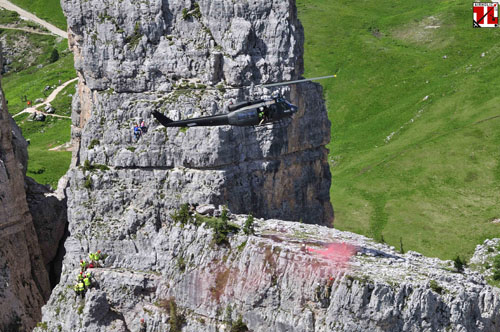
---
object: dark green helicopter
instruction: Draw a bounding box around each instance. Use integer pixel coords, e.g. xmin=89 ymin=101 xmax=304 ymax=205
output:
xmin=152 ymin=75 xmax=335 ymax=128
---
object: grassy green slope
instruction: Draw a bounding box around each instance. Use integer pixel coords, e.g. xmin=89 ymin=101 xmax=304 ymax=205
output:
xmin=16 ymin=113 xmax=72 ymax=188
xmin=4 ymin=42 xmax=75 ymax=187
xmin=49 ymin=83 xmax=75 ymax=117
xmin=1 ymin=5 xmax=75 ymax=188
xmin=0 ymin=28 xmax=64 ymax=73
xmin=3 ymin=38 xmax=75 ymax=115
xmin=8 ymin=0 xmax=66 ymax=31
xmin=297 ymin=0 xmax=500 ymax=259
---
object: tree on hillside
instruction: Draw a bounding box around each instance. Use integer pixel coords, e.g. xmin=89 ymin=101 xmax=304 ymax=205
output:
xmin=49 ymin=49 xmax=59 ymax=63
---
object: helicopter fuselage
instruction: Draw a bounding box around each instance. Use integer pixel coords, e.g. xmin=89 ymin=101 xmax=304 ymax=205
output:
xmin=227 ymin=98 xmax=298 ymax=126
xmin=153 ymin=97 xmax=299 ymax=128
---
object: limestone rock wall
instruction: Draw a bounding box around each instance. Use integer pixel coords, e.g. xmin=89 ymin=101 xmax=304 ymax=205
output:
xmin=63 ymin=0 xmax=333 ymax=225
xmin=0 ymin=75 xmax=51 ymax=331
xmin=36 ymin=218 xmax=500 ymax=332
xmin=63 ymin=0 xmax=304 ymax=92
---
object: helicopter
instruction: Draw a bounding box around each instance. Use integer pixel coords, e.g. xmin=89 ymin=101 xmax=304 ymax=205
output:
xmin=152 ymin=75 xmax=336 ymax=128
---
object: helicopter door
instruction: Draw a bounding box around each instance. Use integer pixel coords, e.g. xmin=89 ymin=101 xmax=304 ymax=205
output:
xmin=267 ymin=101 xmax=290 ymax=122
xmin=265 ymin=103 xmax=281 ymax=122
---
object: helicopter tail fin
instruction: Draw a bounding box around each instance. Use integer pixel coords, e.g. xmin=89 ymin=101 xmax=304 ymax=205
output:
xmin=152 ymin=111 xmax=174 ymax=127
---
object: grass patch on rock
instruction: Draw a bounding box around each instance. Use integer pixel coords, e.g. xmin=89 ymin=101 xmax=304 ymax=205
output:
xmin=171 ymin=204 xmax=240 ymax=246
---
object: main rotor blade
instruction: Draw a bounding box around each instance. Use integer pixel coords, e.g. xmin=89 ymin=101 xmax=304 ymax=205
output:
xmin=259 ymin=74 xmax=337 ymax=88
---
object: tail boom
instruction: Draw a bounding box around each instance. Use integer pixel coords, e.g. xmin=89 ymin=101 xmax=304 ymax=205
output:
xmin=153 ymin=111 xmax=229 ymax=127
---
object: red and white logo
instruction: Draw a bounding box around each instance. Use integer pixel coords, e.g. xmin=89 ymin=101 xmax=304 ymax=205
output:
xmin=473 ymin=2 xmax=499 ymax=27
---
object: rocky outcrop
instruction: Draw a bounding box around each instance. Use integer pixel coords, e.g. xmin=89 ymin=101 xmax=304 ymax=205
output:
xmin=63 ymin=0 xmax=333 ymax=225
xmin=0 ymin=73 xmax=51 ymax=331
xmin=36 ymin=216 xmax=500 ymax=332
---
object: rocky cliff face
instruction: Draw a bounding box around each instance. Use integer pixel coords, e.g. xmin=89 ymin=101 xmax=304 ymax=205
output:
xmin=36 ymin=216 xmax=500 ymax=332
xmin=63 ymin=0 xmax=333 ymax=225
xmin=0 ymin=74 xmax=51 ymax=331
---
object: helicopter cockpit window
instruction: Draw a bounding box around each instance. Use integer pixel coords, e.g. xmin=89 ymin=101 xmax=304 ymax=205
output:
xmin=276 ymin=101 xmax=289 ymax=112
xmin=268 ymin=103 xmax=283 ymax=116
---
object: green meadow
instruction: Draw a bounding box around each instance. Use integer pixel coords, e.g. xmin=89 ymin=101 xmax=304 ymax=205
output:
xmin=297 ymin=0 xmax=500 ymax=259
xmin=3 ymin=37 xmax=75 ymax=115
xmin=16 ymin=113 xmax=72 ymax=188
xmin=49 ymin=83 xmax=75 ymax=117
xmin=7 ymin=0 xmax=67 ymax=30
xmin=5 ymin=45 xmax=75 ymax=187
xmin=1 ymin=6 xmax=75 ymax=188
